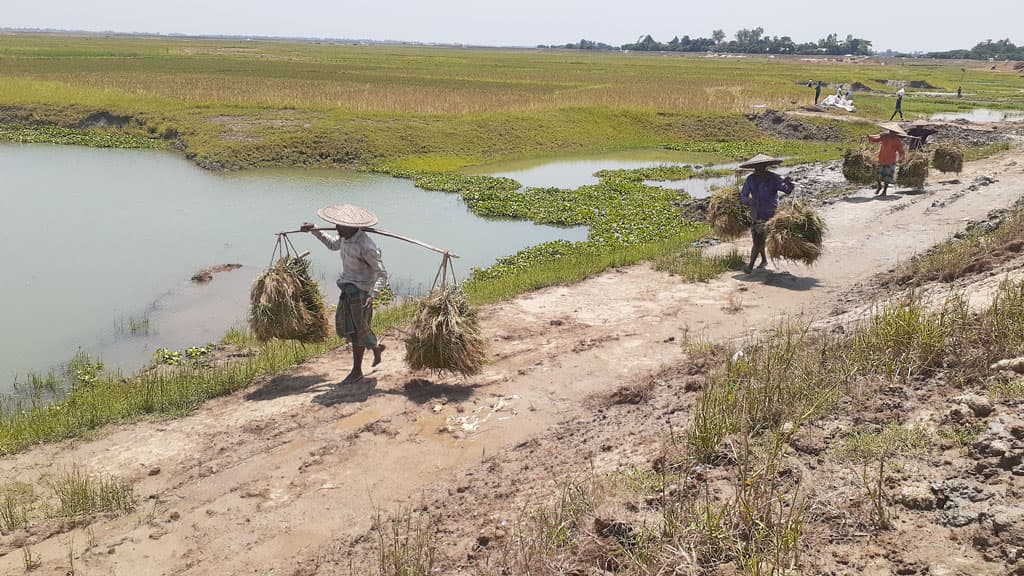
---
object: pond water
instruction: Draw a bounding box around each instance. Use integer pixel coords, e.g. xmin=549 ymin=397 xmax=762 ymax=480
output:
xmin=930 ymin=109 xmax=1024 ymax=122
xmin=476 ymin=150 xmax=731 ymax=193
xmin=0 ymin=144 xmax=587 ymax=390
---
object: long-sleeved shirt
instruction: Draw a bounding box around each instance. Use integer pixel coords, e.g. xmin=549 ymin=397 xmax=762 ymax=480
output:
xmin=740 ymin=171 xmax=794 ymax=221
xmin=868 ymin=133 xmax=906 ymax=165
xmin=311 ymin=229 xmax=388 ymax=296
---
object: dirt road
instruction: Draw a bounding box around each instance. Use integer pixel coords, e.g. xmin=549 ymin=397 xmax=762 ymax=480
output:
xmin=2 ymin=145 xmax=1023 ymax=575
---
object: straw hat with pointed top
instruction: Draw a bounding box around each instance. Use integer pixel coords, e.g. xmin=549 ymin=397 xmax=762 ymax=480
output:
xmin=877 ymin=121 xmax=909 ymax=136
xmin=317 ymin=204 xmax=379 ymax=228
xmin=738 ymin=153 xmax=784 ymax=169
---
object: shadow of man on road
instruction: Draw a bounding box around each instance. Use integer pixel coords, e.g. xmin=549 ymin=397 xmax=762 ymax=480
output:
xmin=244 ymin=374 xmax=332 ymax=402
xmin=311 ymin=376 xmax=481 ymax=408
xmin=733 ymin=269 xmax=821 ymax=291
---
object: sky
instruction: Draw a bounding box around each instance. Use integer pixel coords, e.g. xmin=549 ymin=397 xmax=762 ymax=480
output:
xmin=5 ymin=0 xmax=1022 ymax=54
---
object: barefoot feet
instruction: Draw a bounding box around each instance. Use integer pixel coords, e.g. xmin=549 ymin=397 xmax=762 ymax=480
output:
xmin=371 ymin=343 xmax=386 ymax=367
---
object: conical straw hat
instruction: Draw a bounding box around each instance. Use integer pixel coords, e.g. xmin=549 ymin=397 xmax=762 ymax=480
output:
xmin=317 ymin=204 xmax=378 ymax=228
xmin=878 ymin=121 xmax=909 ymax=136
xmin=738 ymin=153 xmax=784 ymax=169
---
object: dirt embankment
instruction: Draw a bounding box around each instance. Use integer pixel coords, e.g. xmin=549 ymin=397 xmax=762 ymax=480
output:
xmin=2 ymin=141 xmax=1024 ymax=575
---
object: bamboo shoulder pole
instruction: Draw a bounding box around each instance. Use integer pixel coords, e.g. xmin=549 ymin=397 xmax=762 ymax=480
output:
xmin=277 ymin=227 xmax=459 ymax=258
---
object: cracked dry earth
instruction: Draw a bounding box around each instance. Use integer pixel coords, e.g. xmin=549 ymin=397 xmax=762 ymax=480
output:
xmin=2 ymin=145 xmax=1024 ymax=575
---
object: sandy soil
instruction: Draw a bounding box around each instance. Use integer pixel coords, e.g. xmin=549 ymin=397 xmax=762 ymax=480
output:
xmin=2 ymin=138 xmax=1024 ymax=575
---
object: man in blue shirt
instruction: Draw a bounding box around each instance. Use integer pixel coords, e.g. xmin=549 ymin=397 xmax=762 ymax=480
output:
xmin=738 ymin=154 xmax=794 ymax=273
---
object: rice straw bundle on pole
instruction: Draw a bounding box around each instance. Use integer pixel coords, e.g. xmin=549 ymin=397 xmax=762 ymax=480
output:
xmin=707 ymin=185 xmax=751 ymax=239
xmin=842 ymin=149 xmax=878 ymax=185
xmin=931 ymin=143 xmax=964 ymax=174
xmin=404 ymin=255 xmax=486 ymax=377
xmin=249 ymin=236 xmax=329 ymax=343
xmin=897 ymin=152 xmax=929 ymax=189
xmin=766 ymin=200 xmax=827 ymax=265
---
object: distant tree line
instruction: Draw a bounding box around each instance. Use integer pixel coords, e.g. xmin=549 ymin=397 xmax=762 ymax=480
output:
xmin=922 ymin=39 xmax=1024 ymax=60
xmin=541 ymin=29 xmax=873 ymax=55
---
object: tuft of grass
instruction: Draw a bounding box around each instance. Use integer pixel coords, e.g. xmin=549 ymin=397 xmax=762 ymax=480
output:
xmin=687 ymin=383 xmax=738 ymax=464
xmin=654 ymin=247 xmax=745 ymax=282
xmin=838 ymin=424 xmax=930 ymax=529
xmin=937 ymin=423 xmax=984 ymax=448
xmin=616 ymin=466 xmax=680 ymax=496
xmin=849 ymin=297 xmax=950 ymax=381
xmin=46 ymin=466 xmax=136 ymax=522
xmin=373 ymin=508 xmax=437 ymax=576
xmin=987 ymin=377 xmax=1024 ymax=400
xmin=22 ymin=545 xmax=41 ymax=572
xmin=0 ymin=481 xmax=34 ymax=532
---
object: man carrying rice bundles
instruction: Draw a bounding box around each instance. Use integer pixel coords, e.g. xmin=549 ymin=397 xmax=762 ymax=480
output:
xmin=867 ymin=122 xmax=907 ymax=197
xmin=738 ymin=154 xmax=794 ymax=273
xmin=300 ymin=204 xmax=387 ymax=385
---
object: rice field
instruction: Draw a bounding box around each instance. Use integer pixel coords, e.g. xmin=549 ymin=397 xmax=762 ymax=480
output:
xmin=2 ymin=33 xmax=1022 ymax=170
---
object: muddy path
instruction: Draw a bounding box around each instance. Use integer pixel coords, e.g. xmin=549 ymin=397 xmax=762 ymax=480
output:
xmin=2 ymin=145 xmax=1024 ymax=575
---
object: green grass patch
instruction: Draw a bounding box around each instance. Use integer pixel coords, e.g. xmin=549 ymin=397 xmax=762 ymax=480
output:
xmin=964 ymin=142 xmax=1011 ymax=161
xmin=653 ymin=247 xmax=745 ymax=282
xmin=0 ymin=124 xmax=165 ymax=149
xmin=662 ymin=138 xmax=853 ymax=165
xmin=594 ymin=165 xmax=734 ymax=182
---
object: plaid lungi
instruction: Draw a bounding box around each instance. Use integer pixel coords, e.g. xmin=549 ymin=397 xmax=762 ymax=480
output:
xmin=336 ymin=283 xmax=377 ymax=348
xmin=877 ymin=164 xmax=897 ymax=184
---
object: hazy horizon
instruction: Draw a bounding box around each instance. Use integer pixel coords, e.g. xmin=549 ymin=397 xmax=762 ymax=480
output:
xmin=4 ymin=0 xmax=1021 ymax=54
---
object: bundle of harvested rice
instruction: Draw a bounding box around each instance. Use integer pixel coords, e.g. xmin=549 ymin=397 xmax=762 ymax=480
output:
xmin=766 ymin=201 xmax=827 ymax=265
xmin=897 ymin=152 xmax=929 ymax=189
xmin=932 ymin=144 xmax=964 ymax=174
xmin=842 ymin=150 xmax=878 ymax=185
xmin=404 ymin=284 xmax=486 ymax=377
xmin=707 ymin=185 xmax=751 ymax=239
xmin=249 ymin=256 xmax=329 ymax=342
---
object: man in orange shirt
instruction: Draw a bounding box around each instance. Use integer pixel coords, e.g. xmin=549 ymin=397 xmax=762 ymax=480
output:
xmin=867 ymin=122 xmax=907 ymax=197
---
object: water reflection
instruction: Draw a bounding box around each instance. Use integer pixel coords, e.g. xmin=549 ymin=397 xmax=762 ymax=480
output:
xmin=930 ymin=109 xmax=1024 ymax=122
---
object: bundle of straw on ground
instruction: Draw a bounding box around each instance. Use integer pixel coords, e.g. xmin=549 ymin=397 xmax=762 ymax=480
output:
xmin=897 ymin=152 xmax=929 ymax=189
xmin=404 ymin=284 xmax=486 ymax=377
xmin=932 ymin=143 xmax=964 ymax=174
xmin=707 ymin=185 xmax=751 ymax=239
xmin=766 ymin=201 xmax=827 ymax=265
xmin=249 ymin=256 xmax=329 ymax=342
xmin=842 ymin=149 xmax=878 ymax=185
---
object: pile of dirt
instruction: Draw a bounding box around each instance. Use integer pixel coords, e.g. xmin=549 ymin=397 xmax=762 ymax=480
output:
xmin=748 ymin=109 xmax=843 ymax=141
xmin=785 ymin=159 xmax=852 ymax=201
xmin=73 ymin=111 xmax=134 ymax=129
xmin=930 ymin=123 xmax=1012 ymax=148
xmin=874 ymin=79 xmax=941 ymax=90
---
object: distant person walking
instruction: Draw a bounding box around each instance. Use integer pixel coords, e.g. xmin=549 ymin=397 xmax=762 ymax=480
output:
xmin=867 ymin=122 xmax=907 ymax=197
xmin=738 ymin=154 xmax=794 ymax=273
xmin=890 ymin=88 xmax=905 ymax=120
xmin=814 ymin=81 xmax=822 ymax=105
